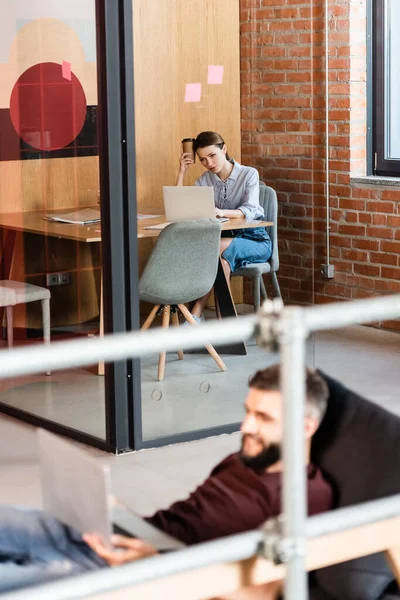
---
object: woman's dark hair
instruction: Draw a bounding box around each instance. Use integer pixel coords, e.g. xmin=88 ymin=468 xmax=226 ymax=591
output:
xmin=193 ymin=131 xmax=231 ymax=161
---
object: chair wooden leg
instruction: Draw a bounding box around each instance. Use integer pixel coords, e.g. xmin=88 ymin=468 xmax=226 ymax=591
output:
xmin=178 ymin=304 xmax=227 ymax=372
xmin=5 ymin=306 xmax=13 ymax=348
xmin=41 ymin=298 xmax=51 ymax=375
xmin=171 ymin=310 xmax=184 ymax=360
xmin=253 ymin=275 xmax=261 ymax=312
xmin=141 ymin=305 xmax=160 ymax=331
xmin=158 ymin=305 xmax=170 ymax=381
xmin=271 ymin=272 xmax=282 ymax=299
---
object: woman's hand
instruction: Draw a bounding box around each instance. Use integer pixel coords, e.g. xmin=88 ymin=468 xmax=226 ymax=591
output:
xmin=179 ymin=152 xmax=194 ymax=175
xmin=83 ymin=533 xmax=157 ymax=567
xmin=176 ymin=152 xmax=195 ymax=185
xmin=216 ymin=208 xmax=245 ymax=219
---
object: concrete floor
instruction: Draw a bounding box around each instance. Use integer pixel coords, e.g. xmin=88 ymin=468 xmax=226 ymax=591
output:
xmin=0 ymin=323 xmax=399 ymax=519
xmin=0 ymin=369 xmax=106 ymax=438
xmin=140 ymin=338 xmax=285 ymax=440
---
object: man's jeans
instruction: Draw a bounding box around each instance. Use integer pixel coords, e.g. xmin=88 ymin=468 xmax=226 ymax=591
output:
xmin=0 ymin=505 xmax=106 ymax=593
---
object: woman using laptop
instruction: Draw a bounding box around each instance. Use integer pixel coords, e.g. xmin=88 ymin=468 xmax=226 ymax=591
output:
xmin=176 ymin=131 xmax=272 ymax=323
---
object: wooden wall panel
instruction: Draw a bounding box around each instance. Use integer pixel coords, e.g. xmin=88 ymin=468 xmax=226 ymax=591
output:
xmin=0 ymin=156 xmax=99 ymax=214
xmin=133 ymin=0 xmax=241 ymax=210
xmin=133 ymin=0 xmax=242 ymax=303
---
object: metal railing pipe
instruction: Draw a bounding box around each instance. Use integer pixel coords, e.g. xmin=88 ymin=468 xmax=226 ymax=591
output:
xmin=302 ymin=294 xmax=400 ymax=333
xmin=0 ymin=314 xmax=258 ymax=380
xmin=2 ymin=293 xmax=400 ymax=600
xmin=6 ymin=494 xmax=400 ymax=600
xmin=1 ymin=294 xmax=398 ymax=380
xmin=279 ymin=307 xmax=309 ymax=600
xmin=4 ymin=529 xmax=264 ymax=600
xmin=306 ymin=493 xmax=400 ymax=538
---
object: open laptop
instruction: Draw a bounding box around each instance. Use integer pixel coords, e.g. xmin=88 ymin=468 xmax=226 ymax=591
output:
xmin=144 ymin=186 xmax=229 ymax=230
xmin=38 ymin=429 xmax=184 ymax=551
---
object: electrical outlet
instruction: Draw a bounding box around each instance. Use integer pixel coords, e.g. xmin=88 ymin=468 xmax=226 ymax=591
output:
xmin=46 ymin=273 xmax=59 ymax=286
xmin=46 ymin=272 xmax=72 ymax=286
xmin=321 ymin=264 xmax=335 ymax=279
xmin=58 ymin=272 xmax=71 ymax=285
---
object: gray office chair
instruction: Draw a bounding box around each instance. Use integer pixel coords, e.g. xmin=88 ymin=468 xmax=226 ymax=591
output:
xmin=231 ymin=183 xmax=282 ymax=311
xmin=139 ymin=219 xmax=227 ymax=381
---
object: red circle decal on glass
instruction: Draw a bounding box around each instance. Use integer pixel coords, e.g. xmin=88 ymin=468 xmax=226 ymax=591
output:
xmin=9 ymin=62 xmax=87 ymax=151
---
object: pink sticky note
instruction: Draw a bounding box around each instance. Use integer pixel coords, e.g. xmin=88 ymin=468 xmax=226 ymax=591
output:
xmin=184 ymin=83 xmax=202 ymax=103
xmin=62 ymin=61 xmax=72 ymax=81
xmin=208 ymin=65 xmax=224 ymax=85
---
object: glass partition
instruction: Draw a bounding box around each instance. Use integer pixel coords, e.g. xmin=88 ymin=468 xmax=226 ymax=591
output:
xmin=128 ymin=0 xmax=315 ymax=446
xmin=0 ymin=0 xmax=107 ymax=444
xmin=127 ymin=0 xmax=400 ymax=447
xmin=3 ymin=0 xmax=385 ymax=450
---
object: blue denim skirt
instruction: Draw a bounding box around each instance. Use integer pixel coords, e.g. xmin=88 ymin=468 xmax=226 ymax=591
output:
xmin=221 ymin=227 xmax=272 ymax=273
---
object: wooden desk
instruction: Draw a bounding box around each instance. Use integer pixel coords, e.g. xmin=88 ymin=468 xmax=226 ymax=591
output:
xmin=0 ymin=210 xmax=273 ymax=359
xmin=137 ymin=215 xmax=272 ymax=238
xmin=0 ymin=210 xmax=271 ymax=242
xmin=0 ymin=210 xmax=101 ymax=243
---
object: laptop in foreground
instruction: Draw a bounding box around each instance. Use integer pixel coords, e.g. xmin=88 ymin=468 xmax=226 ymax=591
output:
xmin=38 ymin=428 xmax=184 ymax=551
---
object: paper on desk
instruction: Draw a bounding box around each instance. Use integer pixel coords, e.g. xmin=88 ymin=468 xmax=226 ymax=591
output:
xmin=137 ymin=214 xmax=162 ymax=220
xmin=144 ymin=222 xmax=171 ymax=230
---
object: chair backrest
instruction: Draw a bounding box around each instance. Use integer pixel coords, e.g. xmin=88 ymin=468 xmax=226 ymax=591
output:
xmin=311 ymin=371 xmax=400 ymax=600
xmin=259 ymin=183 xmax=279 ymax=271
xmin=139 ymin=218 xmax=222 ymax=306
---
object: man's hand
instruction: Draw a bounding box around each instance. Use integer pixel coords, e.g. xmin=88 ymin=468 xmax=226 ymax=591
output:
xmin=83 ymin=533 xmax=157 ymax=567
xmin=215 ymin=208 xmax=225 ymax=218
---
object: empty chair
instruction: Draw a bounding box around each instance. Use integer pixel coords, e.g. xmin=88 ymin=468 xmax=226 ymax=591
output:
xmin=231 ymin=183 xmax=281 ymax=311
xmin=0 ymin=281 xmax=51 ymax=373
xmin=139 ymin=219 xmax=227 ymax=381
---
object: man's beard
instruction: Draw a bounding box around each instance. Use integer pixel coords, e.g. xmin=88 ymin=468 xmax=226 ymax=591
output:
xmin=240 ymin=435 xmax=282 ymax=471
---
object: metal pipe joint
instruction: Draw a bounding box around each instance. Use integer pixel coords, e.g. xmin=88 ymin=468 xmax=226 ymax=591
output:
xmin=256 ymin=297 xmax=284 ymax=350
xmin=261 ymin=517 xmax=283 ymax=563
xmin=261 ymin=514 xmax=306 ymax=566
xmin=276 ymin=306 xmax=310 ymax=346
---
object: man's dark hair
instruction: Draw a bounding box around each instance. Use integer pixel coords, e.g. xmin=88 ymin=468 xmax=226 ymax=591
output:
xmin=248 ymin=364 xmax=329 ymax=422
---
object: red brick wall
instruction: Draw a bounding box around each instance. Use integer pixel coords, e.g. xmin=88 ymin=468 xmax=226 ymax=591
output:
xmin=239 ymin=0 xmax=400 ymax=331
